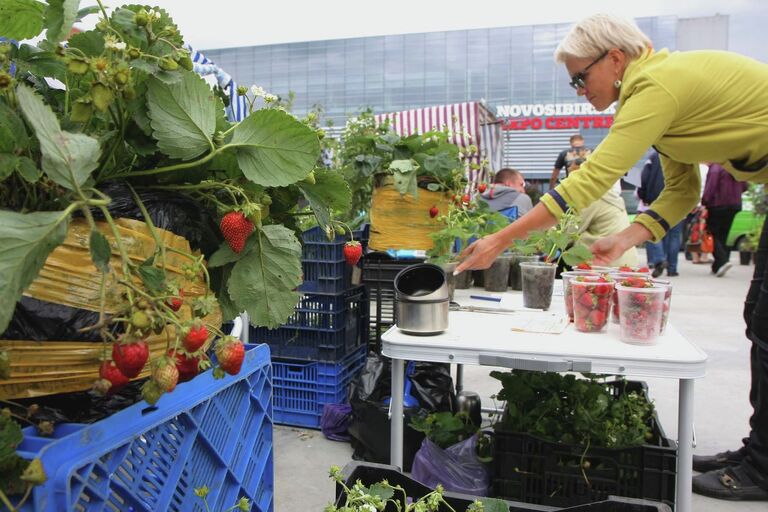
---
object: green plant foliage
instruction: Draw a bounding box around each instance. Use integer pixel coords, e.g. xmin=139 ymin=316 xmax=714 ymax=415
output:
xmin=410 ymin=411 xmax=478 ymax=449
xmin=513 ymin=208 xmax=591 ymax=266
xmin=0 ymin=0 xmax=45 ymax=40
xmin=491 ymin=371 xmax=655 ymax=449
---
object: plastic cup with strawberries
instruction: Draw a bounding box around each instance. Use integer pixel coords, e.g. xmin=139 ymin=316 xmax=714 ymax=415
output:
xmin=571 ymin=275 xmax=614 ymax=333
xmin=611 ymin=272 xmax=652 ymax=323
xmin=561 ymin=270 xmax=600 ymax=322
xmin=652 ymin=279 xmax=673 ymax=335
xmin=615 ymin=283 xmax=667 ymax=345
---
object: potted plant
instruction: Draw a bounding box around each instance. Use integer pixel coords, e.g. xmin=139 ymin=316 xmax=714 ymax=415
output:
xmin=513 ymin=210 xmax=592 ymax=310
xmin=338 ymin=110 xmax=475 ymax=251
xmin=0 ymin=0 xmax=349 ymax=497
xmin=427 ymin=198 xmax=511 ymax=293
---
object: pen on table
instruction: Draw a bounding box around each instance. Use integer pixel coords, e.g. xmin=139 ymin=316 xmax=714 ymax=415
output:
xmin=470 ymin=295 xmax=502 ymax=302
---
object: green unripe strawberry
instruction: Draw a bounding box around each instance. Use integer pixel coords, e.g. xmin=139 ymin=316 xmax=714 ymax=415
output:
xmin=66 ymin=57 xmax=90 ymax=75
xmin=302 ymin=170 xmax=316 ymax=185
xmin=71 ymin=99 xmax=93 ymax=123
xmin=131 ymin=310 xmax=151 ymax=330
xmin=123 ymin=87 xmax=137 ymax=100
xmin=91 ymin=82 xmax=114 ymax=112
xmin=113 ymin=67 xmax=130 ymax=85
xmin=260 ymin=194 xmax=272 ymax=206
xmin=159 ymin=57 xmax=178 ymax=71
xmin=0 ymin=72 xmax=11 ymax=90
xmin=134 ymin=10 xmax=150 ymax=26
xmin=127 ymin=47 xmax=141 ymax=60
xmin=141 ymin=380 xmax=164 ymax=405
xmin=178 ymin=54 xmax=193 ymax=71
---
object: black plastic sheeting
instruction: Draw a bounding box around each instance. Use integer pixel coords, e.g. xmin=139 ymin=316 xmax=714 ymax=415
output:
xmin=1 ymin=182 xmax=219 ymax=342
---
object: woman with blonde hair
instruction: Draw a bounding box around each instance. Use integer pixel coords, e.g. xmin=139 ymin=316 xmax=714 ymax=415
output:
xmin=455 ymin=13 xmax=768 ymax=502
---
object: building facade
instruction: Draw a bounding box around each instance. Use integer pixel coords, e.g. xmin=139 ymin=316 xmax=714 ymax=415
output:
xmin=202 ymin=15 xmax=728 ymax=180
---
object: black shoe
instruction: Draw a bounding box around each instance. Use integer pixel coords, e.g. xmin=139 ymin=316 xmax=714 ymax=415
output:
xmin=651 ymin=261 xmax=667 ymax=278
xmin=667 ymin=271 xmax=679 ymax=277
xmin=693 ymin=465 xmax=768 ymax=501
xmin=693 ymin=445 xmax=747 ymax=472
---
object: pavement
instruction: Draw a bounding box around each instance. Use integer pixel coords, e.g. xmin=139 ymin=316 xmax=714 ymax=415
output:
xmin=273 ymin=253 xmax=765 ymax=511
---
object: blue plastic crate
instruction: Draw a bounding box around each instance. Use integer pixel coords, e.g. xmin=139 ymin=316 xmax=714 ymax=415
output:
xmin=15 ymin=343 xmax=274 ymax=512
xmin=299 ymin=225 xmax=368 ymax=294
xmin=272 ymin=345 xmax=366 ymax=429
xmin=251 ymin=286 xmax=368 ymax=361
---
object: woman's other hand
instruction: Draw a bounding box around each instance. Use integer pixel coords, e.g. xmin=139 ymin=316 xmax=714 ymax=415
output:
xmin=589 ymin=234 xmax=627 ymax=265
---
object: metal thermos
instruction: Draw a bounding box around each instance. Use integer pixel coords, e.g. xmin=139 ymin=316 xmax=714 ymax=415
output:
xmin=394 ymin=263 xmax=450 ymax=335
xmin=456 ymin=390 xmax=482 ymax=428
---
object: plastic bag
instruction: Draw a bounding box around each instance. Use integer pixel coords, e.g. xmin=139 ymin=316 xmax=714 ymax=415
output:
xmin=410 ymin=436 xmax=490 ymax=496
xmin=348 ymin=354 xmax=456 ymax=471
xmin=321 ymin=403 xmax=352 ymax=441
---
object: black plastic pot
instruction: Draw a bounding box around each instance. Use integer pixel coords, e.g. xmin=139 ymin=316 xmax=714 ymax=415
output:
xmin=740 ymin=251 xmax=753 ymax=265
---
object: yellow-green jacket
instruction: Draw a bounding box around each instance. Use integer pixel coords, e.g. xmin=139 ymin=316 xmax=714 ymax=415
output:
xmin=541 ymin=48 xmax=768 ymax=241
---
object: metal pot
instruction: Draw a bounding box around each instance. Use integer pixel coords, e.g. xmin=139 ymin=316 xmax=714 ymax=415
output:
xmin=456 ymin=390 xmax=482 ymax=428
xmin=394 ymin=263 xmax=449 ymax=335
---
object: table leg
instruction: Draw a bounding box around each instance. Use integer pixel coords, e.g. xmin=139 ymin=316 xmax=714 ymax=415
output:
xmin=677 ymin=378 xmax=695 ymax=512
xmin=390 ymin=358 xmax=405 ymax=470
xmin=456 ymin=364 xmax=464 ymax=393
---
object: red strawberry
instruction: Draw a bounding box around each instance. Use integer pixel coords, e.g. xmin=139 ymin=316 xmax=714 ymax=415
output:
xmin=112 ymin=340 xmax=149 ymax=378
xmin=99 ymin=361 xmax=130 ymax=393
xmin=220 ymin=211 xmax=254 ymax=253
xmin=576 ymin=262 xmax=592 ymax=270
xmin=577 ymin=292 xmax=596 ymax=309
xmin=343 ymin=241 xmax=362 ymax=266
xmin=169 ymin=349 xmax=201 ymax=383
xmin=618 ymin=265 xmax=632 ymax=272
xmin=593 ymin=283 xmax=613 ymax=296
xmin=637 ymin=266 xmax=650 ymax=273
xmin=215 ymin=337 xmax=245 ymax=375
xmin=152 ymin=357 xmax=179 ymax=392
xmin=478 ymin=183 xmax=487 ymax=193
xmin=462 ymin=193 xmax=470 ymax=204
xmin=183 ymin=321 xmax=208 ymax=352
xmin=588 ymin=309 xmax=606 ymax=327
xmin=429 ymin=205 xmax=439 ymax=218
xmin=167 ymin=290 xmax=184 ymax=312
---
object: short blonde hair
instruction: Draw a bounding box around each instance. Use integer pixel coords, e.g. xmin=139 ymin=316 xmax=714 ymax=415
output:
xmin=555 ymin=14 xmax=652 ymax=63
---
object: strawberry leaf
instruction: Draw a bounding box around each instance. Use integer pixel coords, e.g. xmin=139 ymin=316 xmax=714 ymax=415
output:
xmin=0 ymin=0 xmax=45 ymax=40
xmin=390 ymin=159 xmax=419 ymax=198
xmin=228 ymin=109 xmax=319 ymax=187
xmin=228 ymin=225 xmax=302 ymax=328
xmin=207 ymin=243 xmax=241 ymax=268
xmin=16 ymin=85 xmax=101 ymax=192
xmin=146 ymin=72 xmax=217 ymax=160
xmin=0 ymin=209 xmax=69 ymax=334
xmin=297 ymin=169 xmax=352 ymax=236
xmin=89 ymin=229 xmax=111 ymax=273
xmin=138 ymin=266 xmax=166 ymax=294
xmin=44 ymin=0 xmax=79 ymax=43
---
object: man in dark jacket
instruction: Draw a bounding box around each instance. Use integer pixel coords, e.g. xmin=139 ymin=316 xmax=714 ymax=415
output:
xmin=702 ymin=163 xmax=748 ymax=277
xmin=480 ymin=168 xmax=533 ymax=218
xmin=638 ymin=151 xmax=683 ymax=277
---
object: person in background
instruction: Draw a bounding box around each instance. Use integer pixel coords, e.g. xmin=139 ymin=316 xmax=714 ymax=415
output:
xmin=702 ymin=162 xmax=748 ymax=277
xmin=570 ymin=158 xmax=638 ymax=267
xmin=456 ymin=14 xmax=768 ymax=501
xmin=637 ymin=150 xmax=683 ymax=277
xmin=549 ymin=134 xmax=591 ymax=190
xmin=480 ymin=168 xmax=533 ymax=217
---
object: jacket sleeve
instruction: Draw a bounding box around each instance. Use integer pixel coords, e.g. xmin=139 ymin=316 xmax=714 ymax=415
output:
xmin=635 ymin=156 xmax=701 ymax=240
xmin=540 ymin=75 xmax=680 ymax=223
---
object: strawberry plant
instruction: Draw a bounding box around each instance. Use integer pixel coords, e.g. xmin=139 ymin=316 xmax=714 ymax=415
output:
xmin=513 ymin=208 xmax=592 ymax=266
xmin=0 ymin=0 xmax=351 ymax=501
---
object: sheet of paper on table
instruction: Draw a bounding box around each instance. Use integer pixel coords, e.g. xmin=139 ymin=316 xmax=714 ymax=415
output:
xmin=507 ymin=311 xmax=570 ymax=334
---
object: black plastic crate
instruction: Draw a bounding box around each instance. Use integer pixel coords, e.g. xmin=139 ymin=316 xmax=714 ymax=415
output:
xmin=251 ymin=286 xmax=368 ymax=361
xmin=361 ymin=253 xmax=425 ymax=352
xmin=492 ymin=381 xmax=677 ymax=510
xmin=337 ymin=462 xmax=671 ymax=512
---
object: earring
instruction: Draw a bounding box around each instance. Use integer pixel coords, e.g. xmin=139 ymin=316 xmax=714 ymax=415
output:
xmin=613 ymin=79 xmax=622 ymax=89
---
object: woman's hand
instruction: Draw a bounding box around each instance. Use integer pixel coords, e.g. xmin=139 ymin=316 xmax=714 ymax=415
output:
xmin=454 ymin=235 xmax=505 ymax=273
xmin=589 ymin=234 xmax=627 ymax=265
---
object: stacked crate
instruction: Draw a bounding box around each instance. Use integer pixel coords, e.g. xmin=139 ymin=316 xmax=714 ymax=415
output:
xmin=251 ymin=226 xmax=369 ymax=428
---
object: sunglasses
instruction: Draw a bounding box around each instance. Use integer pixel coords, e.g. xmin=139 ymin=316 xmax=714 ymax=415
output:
xmin=569 ymin=50 xmax=609 ymax=90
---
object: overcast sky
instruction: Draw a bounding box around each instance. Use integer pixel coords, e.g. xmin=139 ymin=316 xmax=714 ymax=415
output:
xmin=90 ymin=0 xmax=768 ymax=61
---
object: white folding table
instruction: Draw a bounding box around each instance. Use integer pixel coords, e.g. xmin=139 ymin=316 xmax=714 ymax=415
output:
xmin=382 ymin=288 xmax=707 ymax=512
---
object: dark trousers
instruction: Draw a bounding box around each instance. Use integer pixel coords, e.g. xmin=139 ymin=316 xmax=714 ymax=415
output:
xmin=741 ymin=216 xmax=768 ymax=488
xmin=708 ymin=206 xmax=740 ymax=272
